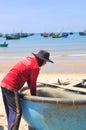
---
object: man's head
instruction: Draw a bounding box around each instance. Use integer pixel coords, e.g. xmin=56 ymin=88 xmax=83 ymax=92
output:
xmin=32 ymin=50 xmax=54 ymax=64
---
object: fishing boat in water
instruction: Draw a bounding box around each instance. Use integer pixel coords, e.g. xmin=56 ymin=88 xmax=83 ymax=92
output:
xmin=79 ymin=30 xmax=86 ymax=36
xmin=5 ymin=33 xmax=20 ymax=40
xmin=0 ymin=42 xmax=8 ymax=47
xmin=20 ymin=82 xmax=86 ymax=130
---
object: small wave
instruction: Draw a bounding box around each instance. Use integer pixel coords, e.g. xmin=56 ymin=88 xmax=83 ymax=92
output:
xmin=59 ymin=54 xmax=86 ymax=57
xmin=0 ymin=56 xmax=24 ymax=59
xmin=68 ymin=54 xmax=86 ymax=57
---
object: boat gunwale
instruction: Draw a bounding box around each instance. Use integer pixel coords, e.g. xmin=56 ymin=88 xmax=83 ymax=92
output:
xmin=21 ymin=95 xmax=86 ymax=105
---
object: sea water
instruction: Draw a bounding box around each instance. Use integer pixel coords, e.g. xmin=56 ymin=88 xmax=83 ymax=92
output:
xmin=0 ymin=33 xmax=86 ymax=73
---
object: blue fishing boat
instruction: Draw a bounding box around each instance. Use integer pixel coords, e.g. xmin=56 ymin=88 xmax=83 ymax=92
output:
xmin=79 ymin=30 xmax=86 ymax=36
xmin=20 ymin=84 xmax=86 ymax=130
xmin=60 ymin=32 xmax=69 ymax=37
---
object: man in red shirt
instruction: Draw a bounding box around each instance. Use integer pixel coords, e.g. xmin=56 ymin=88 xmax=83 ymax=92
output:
xmin=1 ymin=50 xmax=54 ymax=130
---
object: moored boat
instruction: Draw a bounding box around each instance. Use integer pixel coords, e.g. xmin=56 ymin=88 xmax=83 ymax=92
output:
xmin=5 ymin=33 xmax=20 ymax=40
xmin=0 ymin=42 xmax=8 ymax=47
xmin=20 ymin=84 xmax=86 ymax=130
xmin=79 ymin=30 xmax=86 ymax=36
xmin=60 ymin=32 xmax=69 ymax=38
xmin=20 ymin=32 xmax=29 ymax=38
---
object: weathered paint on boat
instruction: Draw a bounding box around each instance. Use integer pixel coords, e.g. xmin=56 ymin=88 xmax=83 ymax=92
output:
xmin=20 ymin=95 xmax=86 ymax=130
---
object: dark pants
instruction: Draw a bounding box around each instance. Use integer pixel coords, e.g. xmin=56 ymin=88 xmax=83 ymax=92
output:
xmin=1 ymin=87 xmax=22 ymax=130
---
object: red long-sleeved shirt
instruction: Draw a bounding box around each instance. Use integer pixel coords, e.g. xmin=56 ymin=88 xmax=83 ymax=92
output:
xmin=1 ymin=57 xmax=40 ymax=95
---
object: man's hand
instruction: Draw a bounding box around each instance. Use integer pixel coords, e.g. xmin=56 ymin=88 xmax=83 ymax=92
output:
xmin=22 ymin=89 xmax=31 ymax=96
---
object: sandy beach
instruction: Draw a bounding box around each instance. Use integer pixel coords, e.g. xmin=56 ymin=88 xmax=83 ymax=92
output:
xmin=0 ymin=54 xmax=86 ymax=130
xmin=0 ymin=71 xmax=86 ymax=130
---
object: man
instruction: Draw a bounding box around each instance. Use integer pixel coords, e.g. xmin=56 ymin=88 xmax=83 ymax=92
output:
xmin=0 ymin=50 xmax=54 ymax=130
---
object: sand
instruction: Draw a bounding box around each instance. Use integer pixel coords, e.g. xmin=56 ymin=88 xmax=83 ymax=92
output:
xmin=0 ymin=71 xmax=86 ymax=130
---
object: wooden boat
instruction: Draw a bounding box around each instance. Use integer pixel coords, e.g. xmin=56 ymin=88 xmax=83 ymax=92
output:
xmin=51 ymin=33 xmax=61 ymax=38
xmin=5 ymin=33 xmax=20 ymax=40
xmin=79 ymin=30 xmax=86 ymax=36
xmin=20 ymin=83 xmax=86 ymax=130
xmin=20 ymin=32 xmax=29 ymax=38
xmin=0 ymin=33 xmax=2 ymax=37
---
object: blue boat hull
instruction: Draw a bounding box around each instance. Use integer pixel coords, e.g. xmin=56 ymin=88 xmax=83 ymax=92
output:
xmin=21 ymin=95 xmax=86 ymax=130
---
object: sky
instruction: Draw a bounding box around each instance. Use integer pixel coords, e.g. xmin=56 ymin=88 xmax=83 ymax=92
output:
xmin=0 ymin=0 xmax=86 ymax=33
